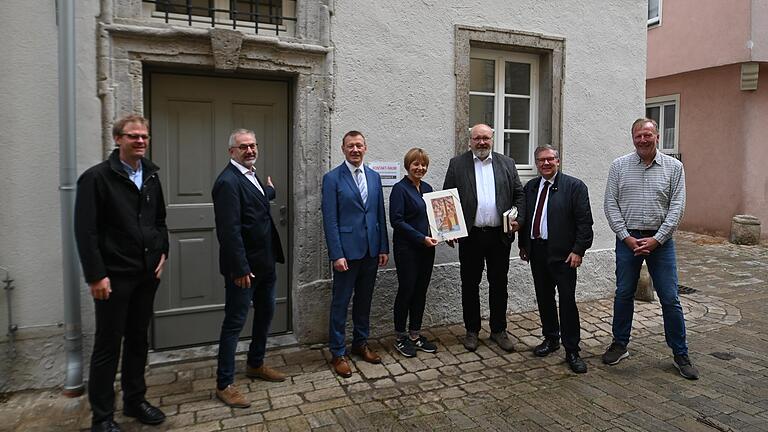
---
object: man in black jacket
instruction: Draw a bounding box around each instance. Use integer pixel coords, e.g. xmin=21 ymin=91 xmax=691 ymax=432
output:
xmin=519 ymin=145 xmax=593 ymax=373
xmin=75 ymin=115 xmax=168 ymax=432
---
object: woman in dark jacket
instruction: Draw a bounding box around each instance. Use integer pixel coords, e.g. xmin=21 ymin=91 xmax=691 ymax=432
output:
xmin=389 ymin=148 xmax=439 ymax=357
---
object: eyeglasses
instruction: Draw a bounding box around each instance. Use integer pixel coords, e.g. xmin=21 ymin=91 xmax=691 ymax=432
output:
xmin=471 ymin=136 xmax=493 ymax=142
xmin=536 ymin=157 xmax=558 ymax=163
xmin=120 ymin=133 xmax=150 ymax=140
xmin=233 ymin=143 xmax=258 ymax=151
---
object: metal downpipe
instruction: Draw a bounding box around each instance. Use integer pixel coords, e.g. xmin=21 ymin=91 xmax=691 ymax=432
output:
xmin=57 ymin=0 xmax=85 ymax=397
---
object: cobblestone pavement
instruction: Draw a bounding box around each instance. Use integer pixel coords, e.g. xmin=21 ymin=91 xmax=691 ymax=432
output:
xmin=2 ymin=232 xmax=767 ymax=431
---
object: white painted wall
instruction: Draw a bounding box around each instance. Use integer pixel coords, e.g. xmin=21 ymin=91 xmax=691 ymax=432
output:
xmin=0 ymin=0 xmax=101 ymax=390
xmin=330 ymin=0 xmax=647 ymax=256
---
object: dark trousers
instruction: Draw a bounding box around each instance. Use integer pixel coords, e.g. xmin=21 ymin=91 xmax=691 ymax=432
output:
xmin=458 ymin=227 xmax=511 ymax=333
xmin=529 ymin=239 xmax=581 ymax=353
xmin=393 ymin=244 xmax=436 ymax=333
xmin=216 ymin=267 xmax=277 ymax=389
xmin=89 ymin=275 xmax=159 ymax=423
xmin=328 ymin=256 xmax=378 ymax=358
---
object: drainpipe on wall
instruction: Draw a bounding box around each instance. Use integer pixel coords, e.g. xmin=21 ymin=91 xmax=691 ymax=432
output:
xmin=57 ymin=0 xmax=85 ymax=397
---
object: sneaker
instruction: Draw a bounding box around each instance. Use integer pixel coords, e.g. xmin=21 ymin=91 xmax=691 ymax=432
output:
xmin=673 ymin=354 xmax=700 ymax=380
xmin=463 ymin=332 xmax=479 ymax=352
xmin=489 ymin=331 xmax=515 ymax=352
xmin=394 ymin=336 xmax=416 ymax=357
xmin=216 ymin=384 xmax=251 ymax=408
xmin=411 ymin=335 xmax=437 ymax=353
xmin=602 ymin=342 xmax=629 ymax=365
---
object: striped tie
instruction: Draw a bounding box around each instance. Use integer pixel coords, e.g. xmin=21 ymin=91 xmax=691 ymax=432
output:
xmin=355 ymin=168 xmax=368 ymax=205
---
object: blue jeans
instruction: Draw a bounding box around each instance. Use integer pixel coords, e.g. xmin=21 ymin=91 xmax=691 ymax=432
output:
xmin=328 ymin=256 xmax=378 ymax=358
xmin=612 ymin=233 xmax=688 ymax=355
xmin=216 ymin=269 xmax=276 ymax=389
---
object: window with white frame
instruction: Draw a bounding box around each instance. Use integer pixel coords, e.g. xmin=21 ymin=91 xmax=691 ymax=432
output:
xmin=469 ymin=49 xmax=539 ymax=167
xmin=646 ymin=94 xmax=679 ymax=154
xmin=648 ymin=0 xmax=661 ymax=27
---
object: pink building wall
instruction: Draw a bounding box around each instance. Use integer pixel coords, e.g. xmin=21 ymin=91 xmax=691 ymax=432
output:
xmin=648 ymin=65 xmax=768 ymax=238
xmin=742 ymin=66 xmax=768 ymax=228
xmin=648 ymin=0 xmax=768 ymax=239
xmin=647 ymin=0 xmax=752 ymax=79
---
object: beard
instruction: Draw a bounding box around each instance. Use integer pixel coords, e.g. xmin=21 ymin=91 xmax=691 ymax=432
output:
xmin=471 ymin=147 xmax=491 ymax=160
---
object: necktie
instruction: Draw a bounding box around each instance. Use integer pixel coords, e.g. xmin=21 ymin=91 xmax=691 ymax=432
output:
xmin=532 ymin=181 xmax=550 ymax=239
xmin=355 ymin=168 xmax=368 ymax=205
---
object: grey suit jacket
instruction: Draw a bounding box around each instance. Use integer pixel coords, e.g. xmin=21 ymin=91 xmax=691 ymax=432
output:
xmin=443 ymin=150 xmax=524 ymax=244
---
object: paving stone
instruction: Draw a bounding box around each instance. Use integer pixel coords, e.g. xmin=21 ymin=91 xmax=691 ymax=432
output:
xmin=5 ymin=232 xmax=768 ymax=432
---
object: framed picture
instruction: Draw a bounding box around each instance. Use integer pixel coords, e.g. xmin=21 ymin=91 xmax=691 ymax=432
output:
xmin=422 ymin=188 xmax=469 ymax=242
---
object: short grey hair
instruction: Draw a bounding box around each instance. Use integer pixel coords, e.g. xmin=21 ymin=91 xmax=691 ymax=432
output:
xmin=534 ymin=145 xmax=560 ymax=160
xmin=228 ymin=128 xmax=256 ymax=148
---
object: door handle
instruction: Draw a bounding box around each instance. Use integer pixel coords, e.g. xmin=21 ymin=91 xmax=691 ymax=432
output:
xmin=279 ymin=206 xmax=287 ymax=226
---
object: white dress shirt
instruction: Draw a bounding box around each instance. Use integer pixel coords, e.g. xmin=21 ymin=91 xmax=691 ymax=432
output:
xmin=473 ymin=153 xmax=500 ymax=227
xmin=230 ymin=159 xmax=265 ymax=195
xmin=530 ymin=173 xmax=557 ymax=240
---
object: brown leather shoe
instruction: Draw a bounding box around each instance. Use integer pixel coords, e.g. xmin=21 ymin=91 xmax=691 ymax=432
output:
xmin=331 ymin=356 xmax=352 ymax=378
xmin=216 ymin=384 xmax=251 ymax=408
xmin=246 ymin=364 xmax=286 ymax=382
xmin=351 ymin=344 xmax=382 ymax=364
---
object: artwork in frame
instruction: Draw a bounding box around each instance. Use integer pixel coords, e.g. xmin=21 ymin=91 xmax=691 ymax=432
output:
xmin=422 ymin=188 xmax=469 ymax=242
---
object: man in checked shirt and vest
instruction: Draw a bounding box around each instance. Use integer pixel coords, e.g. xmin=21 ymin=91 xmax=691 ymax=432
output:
xmin=602 ymin=117 xmax=699 ymax=380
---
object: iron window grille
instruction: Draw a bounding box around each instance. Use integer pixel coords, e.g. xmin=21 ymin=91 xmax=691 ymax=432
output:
xmin=144 ymin=0 xmax=296 ymax=35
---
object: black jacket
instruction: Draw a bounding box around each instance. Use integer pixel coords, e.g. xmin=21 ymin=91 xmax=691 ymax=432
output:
xmin=212 ymin=163 xmax=284 ymax=279
xmin=519 ymin=172 xmax=593 ymax=263
xmin=74 ymin=149 xmax=169 ymax=283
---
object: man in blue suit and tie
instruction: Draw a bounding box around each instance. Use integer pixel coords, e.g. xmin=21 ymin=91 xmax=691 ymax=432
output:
xmin=212 ymin=129 xmax=286 ymax=408
xmin=322 ymin=130 xmax=390 ymax=377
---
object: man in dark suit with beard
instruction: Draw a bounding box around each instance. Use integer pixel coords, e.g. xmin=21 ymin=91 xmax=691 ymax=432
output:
xmin=212 ymin=128 xmax=286 ymax=408
xmin=519 ymin=145 xmax=593 ymax=373
xmin=443 ymin=123 xmax=524 ymax=353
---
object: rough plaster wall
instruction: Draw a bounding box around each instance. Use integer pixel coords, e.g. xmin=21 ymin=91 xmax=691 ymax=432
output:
xmin=326 ymin=0 xmax=646 ymax=339
xmin=0 ymin=0 xmax=101 ymax=391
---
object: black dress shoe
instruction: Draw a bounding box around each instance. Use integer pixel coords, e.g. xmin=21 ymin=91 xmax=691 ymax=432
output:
xmin=566 ymin=352 xmax=588 ymax=374
xmin=91 ymin=419 xmax=121 ymax=432
xmin=123 ymin=401 xmax=166 ymax=425
xmin=533 ymin=338 xmax=560 ymax=357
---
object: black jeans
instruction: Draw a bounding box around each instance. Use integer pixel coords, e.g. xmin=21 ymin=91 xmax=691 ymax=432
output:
xmin=458 ymin=227 xmax=511 ymax=333
xmin=529 ymin=239 xmax=580 ymax=353
xmin=89 ymin=274 xmax=159 ymax=423
xmin=393 ymin=243 xmax=436 ymax=333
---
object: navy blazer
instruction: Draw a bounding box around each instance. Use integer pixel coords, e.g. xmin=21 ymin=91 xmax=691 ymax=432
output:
xmin=212 ymin=163 xmax=285 ymax=279
xmin=519 ymin=172 xmax=594 ymax=263
xmin=322 ymin=162 xmax=389 ymax=261
xmin=389 ymin=176 xmax=433 ymax=248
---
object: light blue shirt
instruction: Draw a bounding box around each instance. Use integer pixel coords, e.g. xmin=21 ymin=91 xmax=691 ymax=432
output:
xmin=121 ymin=160 xmax=143 ymax=190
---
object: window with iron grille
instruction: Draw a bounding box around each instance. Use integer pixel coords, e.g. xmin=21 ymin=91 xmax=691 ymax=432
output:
xmin=145 ymin=0 xmax=295 ymax=34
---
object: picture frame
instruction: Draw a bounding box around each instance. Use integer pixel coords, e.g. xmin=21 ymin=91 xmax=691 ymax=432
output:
xmin=422 ymin=188 xmax=469 ymax=242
